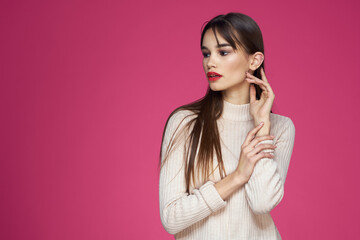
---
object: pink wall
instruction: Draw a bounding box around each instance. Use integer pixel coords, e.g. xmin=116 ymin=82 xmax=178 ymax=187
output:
xmin=1 ymin=0 xmax=359 ymax=239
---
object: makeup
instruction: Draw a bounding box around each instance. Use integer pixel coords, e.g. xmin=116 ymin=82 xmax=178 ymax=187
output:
xmin=207 ymin=72 xmax=222 ymax=81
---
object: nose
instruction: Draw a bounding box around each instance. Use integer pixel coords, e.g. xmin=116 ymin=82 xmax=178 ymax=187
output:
xmin=206 ymin=54 xmax=217 ymax=69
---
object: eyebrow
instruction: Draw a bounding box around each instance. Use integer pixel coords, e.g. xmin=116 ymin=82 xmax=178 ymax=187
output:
xmin=201 ymin=43 xmax=232 ymax=50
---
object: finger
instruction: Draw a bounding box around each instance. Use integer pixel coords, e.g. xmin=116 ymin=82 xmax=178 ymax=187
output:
xmin=242 ymin=122 xmax=264 ymax=147
xmin=256 ymin=73 xmax=274 ymax=93
xmin=259 ymin=68 xmax=274 ymax=94
xmin=260 ymin=67 xmax=269 ymax=83
xmin=245 ymin=73 xmax=266 ymax=87
xmin=247 ymin=135 xmax=275 ymax=150
xmin=245 ymin=71 xmax=256 ymax=78
xmin=250 ymin=151 xmax=274 ymax=164
xmin=246 ymin=71 xmax=271 ymax=90
xmin=249 ymin=84 xmax=256 ymax=103
xmin=246 ymin=78 xmax=268 ymax=92
xmin=246 ymin=68 xmax=268 ymax=83
xmin=245 ymin=71 xmax=262 ymax=80
xmin=246 ymin=77 xmax=275 ymax=97
xmin=248 ymin=144 xmax=276 ymax=156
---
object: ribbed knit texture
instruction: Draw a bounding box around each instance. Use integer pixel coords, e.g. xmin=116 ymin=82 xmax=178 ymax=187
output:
xmin=159 ymin=99 xmax=295 ymax=240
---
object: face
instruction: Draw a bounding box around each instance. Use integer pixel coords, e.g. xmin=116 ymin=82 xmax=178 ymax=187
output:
xmin=201 ymin=29 xmax=251 ymax=93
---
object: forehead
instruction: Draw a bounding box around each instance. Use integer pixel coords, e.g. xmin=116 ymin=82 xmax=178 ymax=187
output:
xmin=202 ymin=28 xmax=228 ymax=47
xmin=201 ymin=28 xmax=246 ymax=55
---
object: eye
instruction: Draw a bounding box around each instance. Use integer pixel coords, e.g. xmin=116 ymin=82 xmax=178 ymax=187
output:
xmin=219 ymin=51 xmax=228 ymax=56
xmin=202 ymin=50 xmax=229 ymax=58
xmin=202 ymin=52 xmax=210 ymax=58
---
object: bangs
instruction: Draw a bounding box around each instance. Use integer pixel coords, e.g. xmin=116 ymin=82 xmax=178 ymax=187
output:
xmin=210 ymin=21 xmax=245 ymax=52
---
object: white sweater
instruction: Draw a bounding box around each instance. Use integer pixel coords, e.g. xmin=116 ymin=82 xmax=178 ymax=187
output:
xmin=159 ymin=99 xmax=295 ymax=240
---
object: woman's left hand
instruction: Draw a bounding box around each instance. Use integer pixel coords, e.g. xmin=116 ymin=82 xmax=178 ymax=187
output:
xmin=245 ymin=67 xmax=275 ymax=125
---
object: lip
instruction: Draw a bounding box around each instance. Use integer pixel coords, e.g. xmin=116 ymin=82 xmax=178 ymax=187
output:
xmin=207 ymin=72 xmax=222 ymax=81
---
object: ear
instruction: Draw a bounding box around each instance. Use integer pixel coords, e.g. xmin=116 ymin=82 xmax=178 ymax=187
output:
xmin=249 ymin=52 xmax=264 ymax=71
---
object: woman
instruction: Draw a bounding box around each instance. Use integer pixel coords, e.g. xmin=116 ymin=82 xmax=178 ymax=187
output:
xmin=158 ymin=12 xmax=295 ymax=240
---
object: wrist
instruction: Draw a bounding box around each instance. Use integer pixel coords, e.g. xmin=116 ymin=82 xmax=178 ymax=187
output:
xmin=232 ymin=170 xmax=248 ymax=187
xmin=254 ymin=118 xmax=270 ymax=126
xmin=256 ymin=124 xmax=270 ymax=136
xmin=254 ymin=118 xmax=270 ymax=136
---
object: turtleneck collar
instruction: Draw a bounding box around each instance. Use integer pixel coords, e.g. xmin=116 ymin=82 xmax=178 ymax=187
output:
xmin=221 ymin=99 xmax=253 ymax=122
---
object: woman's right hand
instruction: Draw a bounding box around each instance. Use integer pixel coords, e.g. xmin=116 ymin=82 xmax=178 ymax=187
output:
xmin=235 ymin=122 xmax=277 ymax=183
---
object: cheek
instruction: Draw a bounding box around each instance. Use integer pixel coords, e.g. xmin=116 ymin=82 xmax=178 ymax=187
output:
xmin=225 ymin=55 xmax=242 ymax=68
xmin=226 ymin=56 xmax=247 ymax=74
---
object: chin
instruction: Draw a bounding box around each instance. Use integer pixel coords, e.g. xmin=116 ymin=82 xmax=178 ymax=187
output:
xmin=209 ymin=83 xmax=226 ymax=92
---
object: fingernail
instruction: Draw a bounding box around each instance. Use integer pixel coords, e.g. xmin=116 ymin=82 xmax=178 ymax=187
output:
xmin=259 ymin=121 xmax=264 ymax=126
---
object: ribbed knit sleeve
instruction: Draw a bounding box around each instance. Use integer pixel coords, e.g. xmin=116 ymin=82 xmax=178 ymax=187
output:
xmin=159 ymin=111 xmax=227 ymax=235
xmin=244 ymin=118 xmax=295 ymax=214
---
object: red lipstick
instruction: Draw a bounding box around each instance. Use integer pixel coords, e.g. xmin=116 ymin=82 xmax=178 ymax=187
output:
xmin=207 ymin=72 xmax=222 ymax=81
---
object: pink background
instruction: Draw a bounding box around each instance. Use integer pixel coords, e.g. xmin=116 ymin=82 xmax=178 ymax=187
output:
xmin=1 ymin=0 xmax=359 ymax=239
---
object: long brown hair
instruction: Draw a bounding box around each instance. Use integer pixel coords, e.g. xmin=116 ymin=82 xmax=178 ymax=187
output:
xmin=158 ymin=12 xmax=272 ymax=194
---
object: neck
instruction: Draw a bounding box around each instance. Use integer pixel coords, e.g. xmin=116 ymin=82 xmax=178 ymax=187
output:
xmin=221 ymin=83 xmax=250 ymax=105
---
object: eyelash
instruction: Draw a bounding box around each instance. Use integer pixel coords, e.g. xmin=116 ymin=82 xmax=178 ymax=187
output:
xmin=202 ymin=51 xmax=229 ymax=58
